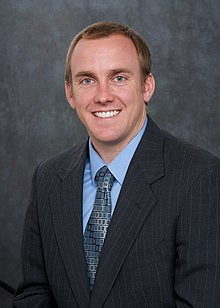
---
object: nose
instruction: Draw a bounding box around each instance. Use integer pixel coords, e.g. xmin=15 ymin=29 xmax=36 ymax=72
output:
xmin=94 ymin=81 xmax=114 ymax=104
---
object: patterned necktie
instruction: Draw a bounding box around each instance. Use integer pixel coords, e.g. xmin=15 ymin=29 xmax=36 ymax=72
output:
xmin=84 ymin=166 xmax=115 ymax=289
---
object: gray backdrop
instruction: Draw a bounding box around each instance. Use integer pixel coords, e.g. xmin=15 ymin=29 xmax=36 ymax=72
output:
xmin=1 ymin=1 xmax=220 ymax=306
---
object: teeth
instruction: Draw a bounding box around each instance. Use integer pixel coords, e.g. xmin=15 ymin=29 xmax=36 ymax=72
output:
xmin=94 ymin=110 xmax=119 ymax=118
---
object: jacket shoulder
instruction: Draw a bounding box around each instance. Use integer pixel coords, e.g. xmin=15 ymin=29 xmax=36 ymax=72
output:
xmin=162 ymin=129 xmax=220 ymax=177
xmin=147 ymin=117 xmax=220 ymax=170
xmin=36 ymin=143 xmax=88 ymax=182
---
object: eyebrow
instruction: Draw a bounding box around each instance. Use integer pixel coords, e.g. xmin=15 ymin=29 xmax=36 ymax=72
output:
xmin=74 ymin=71 xmax=96 ymax=79
xmin=109 ymin=68 xmax=132 ymax=75
xmin=73 ymin=68 xmax=132 ymax=79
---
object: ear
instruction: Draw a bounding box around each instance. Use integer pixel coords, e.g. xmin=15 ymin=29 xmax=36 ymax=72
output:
xmin=65 ymin=81 xmax=76 ymax=109
xmin=143 ymin=73 xmax=155 ymax=103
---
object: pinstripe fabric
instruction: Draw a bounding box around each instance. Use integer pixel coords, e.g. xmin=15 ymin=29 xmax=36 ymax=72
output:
xmin=13 ymin=117 xmax=220 ymax=307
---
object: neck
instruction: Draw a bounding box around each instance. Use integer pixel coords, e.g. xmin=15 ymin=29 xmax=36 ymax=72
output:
xmin=92 ymin=141 xmax=126 ymax=164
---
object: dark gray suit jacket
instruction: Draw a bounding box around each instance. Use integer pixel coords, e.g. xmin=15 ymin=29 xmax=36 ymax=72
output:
xmin=13 ymin=118 xmax=220 ymax=307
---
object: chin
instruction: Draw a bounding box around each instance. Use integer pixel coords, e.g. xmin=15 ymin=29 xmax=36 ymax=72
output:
xmin=92 ymin=134 xmax=120 ymax=144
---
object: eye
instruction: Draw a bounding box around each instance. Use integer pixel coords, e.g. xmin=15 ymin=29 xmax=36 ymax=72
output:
xmin=81 ymin=78 xmax=94 ymax=85
xmin=114 ymin=75 xmax=126 ymax=82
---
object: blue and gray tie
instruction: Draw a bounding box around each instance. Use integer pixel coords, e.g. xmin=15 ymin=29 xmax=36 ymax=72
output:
xmin=84 ymin=166 xmax=115 ymax=289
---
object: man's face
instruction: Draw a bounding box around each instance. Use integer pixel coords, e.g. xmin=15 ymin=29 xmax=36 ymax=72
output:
xmin=66 ymin=34 xmax=155 ymax=155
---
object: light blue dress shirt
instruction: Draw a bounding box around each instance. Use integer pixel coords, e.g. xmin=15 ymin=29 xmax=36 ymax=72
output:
xmin=82 ymin=117 xmax=148 ymax=233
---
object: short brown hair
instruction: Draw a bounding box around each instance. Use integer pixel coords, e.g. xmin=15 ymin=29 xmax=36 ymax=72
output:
xmin=65 ymin=21 xmax=152 ymax=86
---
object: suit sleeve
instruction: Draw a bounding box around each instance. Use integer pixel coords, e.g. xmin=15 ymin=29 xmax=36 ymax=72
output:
xmin=174 ymin=163 xmax=220 ymax=307
xmin=13 ymin=167 xmax=58 ymax=308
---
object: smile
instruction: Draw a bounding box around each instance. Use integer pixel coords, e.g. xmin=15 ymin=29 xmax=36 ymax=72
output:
xmin=94 ymin=110 xmax=120 ymax=118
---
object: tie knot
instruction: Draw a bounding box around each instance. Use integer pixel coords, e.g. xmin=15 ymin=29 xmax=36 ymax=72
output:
xmin=95 ymin=166 xmax=115 ymax=191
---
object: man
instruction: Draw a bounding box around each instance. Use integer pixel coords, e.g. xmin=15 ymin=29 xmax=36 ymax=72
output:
xmin=13 ymin=21 xmax=220 ymax=307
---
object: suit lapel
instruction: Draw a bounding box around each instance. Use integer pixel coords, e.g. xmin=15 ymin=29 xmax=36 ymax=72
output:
xmin=90 ymin=118 xmax=165 ymax=307
xmin=50 ymin=143 xmax=90 ymax=307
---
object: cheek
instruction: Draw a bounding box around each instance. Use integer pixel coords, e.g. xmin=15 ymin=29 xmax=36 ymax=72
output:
xmin=73 ymin=92 xmax=89 ymax=109
xmin=119 ymin=88 xmax=143 ymax=108
xmin=115 ymin=88 xmax=133 ymax=105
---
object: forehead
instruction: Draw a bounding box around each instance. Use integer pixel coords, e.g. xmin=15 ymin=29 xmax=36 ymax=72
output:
xmin=70 ymin=34 xmax=140 ymax=71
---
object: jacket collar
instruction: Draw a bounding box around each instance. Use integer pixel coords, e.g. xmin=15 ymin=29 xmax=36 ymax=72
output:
xmin=57 ymin=116 xmax=164 ymax=184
